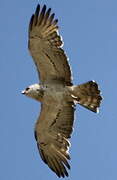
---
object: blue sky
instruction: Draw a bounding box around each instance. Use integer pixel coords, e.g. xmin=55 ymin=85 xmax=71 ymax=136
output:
xmin=0 ymin=0 xmax=116 ymax=179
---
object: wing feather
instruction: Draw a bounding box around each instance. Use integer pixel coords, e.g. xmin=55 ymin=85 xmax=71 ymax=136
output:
xmin=35 ymin=103 xmax=75 ymax=177
xmin=28 ymin=4 xmax=72 ymax=85
xmin=33 ymin=4 xmax=40 ymax=26
xmin=47 ymin=156 xmax=63 ymax=177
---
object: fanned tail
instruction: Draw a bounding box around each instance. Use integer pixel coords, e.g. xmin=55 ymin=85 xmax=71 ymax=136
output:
xmin=70 ymin=81 xmax=102 ymax=113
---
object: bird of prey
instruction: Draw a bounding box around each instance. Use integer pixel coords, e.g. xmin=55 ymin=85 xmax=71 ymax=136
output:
xmin=22 ymin=4 xmax=102 ymax=178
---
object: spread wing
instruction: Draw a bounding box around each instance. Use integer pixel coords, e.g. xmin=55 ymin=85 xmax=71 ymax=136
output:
xmin=35 ymin=102 xmax=75 ymax=178
xmin=28 ymin=4 xmax=72 ymax=85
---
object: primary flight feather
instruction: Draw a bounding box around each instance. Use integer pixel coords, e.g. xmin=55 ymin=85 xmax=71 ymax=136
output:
xmin=22 ymin=4 xmax=102 ymax=178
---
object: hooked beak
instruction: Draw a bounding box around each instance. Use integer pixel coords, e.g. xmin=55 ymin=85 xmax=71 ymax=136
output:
xmin=21 ymin=90 xmax=25 ymax=95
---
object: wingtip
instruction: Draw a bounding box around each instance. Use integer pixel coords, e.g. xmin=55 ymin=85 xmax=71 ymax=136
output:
xmin=48 ymin=7 xmax=51 ymax=13
xmin=53 ymin=19 xmax=58 ymax=25
xmin=35 ymin=4 xmax=40 ymax=15
xmin=42 ymin=4 xmax=47 ymax=12
xmin=29 ymin=14 xmax=34 ymax=31
xmin=51 ymin=13 xmax=55 ymax=18
xmin=43 ymin=4 xmax=46 ymax=8
xmin=36 ymin=4 xmax=40 ymax=9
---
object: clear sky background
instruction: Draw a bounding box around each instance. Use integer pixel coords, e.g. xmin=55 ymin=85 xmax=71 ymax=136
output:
xmin=0 ymin=0 xmax=116 ymax=179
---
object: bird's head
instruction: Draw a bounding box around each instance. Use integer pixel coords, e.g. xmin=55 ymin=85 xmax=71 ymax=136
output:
xmin=21 ymin=84 xmax=43 ymax=102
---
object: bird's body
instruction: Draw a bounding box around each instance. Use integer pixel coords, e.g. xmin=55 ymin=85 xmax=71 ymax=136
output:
xmin=22 ymin=4 xmax=102 ymax=178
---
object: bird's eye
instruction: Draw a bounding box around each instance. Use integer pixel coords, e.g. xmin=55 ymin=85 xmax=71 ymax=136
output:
xmin=26 ymin=87 xmax=29 ymax=91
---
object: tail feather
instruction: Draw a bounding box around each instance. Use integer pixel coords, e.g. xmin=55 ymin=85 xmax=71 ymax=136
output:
xmin=70 ymin=81 xmax=102 ymax=113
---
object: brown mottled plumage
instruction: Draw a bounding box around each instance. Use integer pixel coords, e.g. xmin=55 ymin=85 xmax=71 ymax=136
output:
xmin=22 ymin=4 xmax=102 ymax=178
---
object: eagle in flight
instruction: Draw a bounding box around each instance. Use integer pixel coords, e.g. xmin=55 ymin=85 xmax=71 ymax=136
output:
xmin=22 ymin=4 xmax=102 ymax=178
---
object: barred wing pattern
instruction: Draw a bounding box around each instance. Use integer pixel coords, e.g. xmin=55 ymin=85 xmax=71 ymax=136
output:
xmin=35 ymin=102 xmax=75 ymax=178
xmin=28 ymin=4 xmax=72 ymax=85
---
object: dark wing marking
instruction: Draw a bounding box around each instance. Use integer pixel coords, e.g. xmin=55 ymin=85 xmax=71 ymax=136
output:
xmin=35 ymin=102 xmax=75 ymax=177
xmin=28 ymin=4 xmax=72 ymax=85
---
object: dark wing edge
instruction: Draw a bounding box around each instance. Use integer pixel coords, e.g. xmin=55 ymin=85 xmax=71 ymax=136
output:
xmin=28 ymin=4 xmax=72 ymax=85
